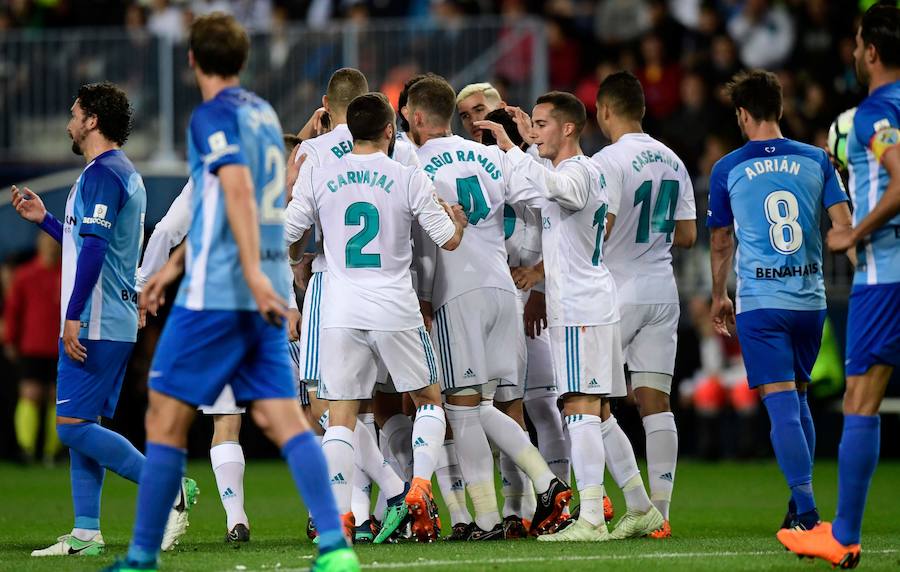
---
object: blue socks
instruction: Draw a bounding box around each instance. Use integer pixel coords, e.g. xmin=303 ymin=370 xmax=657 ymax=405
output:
xmin=282 ymin=431 xmax=348 ymax=555
xmin=833 ymin=415 xmax=880 ymax=546
xmin=127 ymin=442 xmax=186 ymax=565
xmin=797 ymin=391 xmax=816 ymax=461
xmin=70 ymin=449 xmax=105 ymax=531
xmin=57 ymin=422 xmax=145 ymax=483
xmin=762 ymin=391 xmax=817 ymax=524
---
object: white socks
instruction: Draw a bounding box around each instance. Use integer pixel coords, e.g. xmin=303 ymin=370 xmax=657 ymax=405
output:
xmin=351 ymin=474 xmax=373 ymax=525
xmin=210 ymin=442 xmax=248 ymax=529
xmin=412 ymin=404 xmax=446 ymax=481
xmin=601 ymin=415 xmax=653 ymax=514
xmin=354 ymin=414 xmax=405 ymax=500
xmin=643 ymin=411 xmax=678 ymax=519
xmin=435 ymin=439 xmax=471 ymax=526
xmin=381 ymin=413 xmax=414 ymax=480
xmin=446 ymin=403 xmax=500 ymax=531
xmin=72 ymin=528 xmax=99 ymax=541
xmin=525 ymin=391 xmax=571 ymax=483
xmin=566 ymin=414 xmax=606 ymax=525
xmin=322 ymin=425 xmax=355 ymax=513
xmin=479 ymin=402 xmax=554 ymax=492
xmin=500 ymin=450 xmax=535 ymax=518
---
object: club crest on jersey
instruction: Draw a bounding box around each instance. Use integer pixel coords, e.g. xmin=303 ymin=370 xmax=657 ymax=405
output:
xmin=765 ymin=146 xmax=776 ymax=153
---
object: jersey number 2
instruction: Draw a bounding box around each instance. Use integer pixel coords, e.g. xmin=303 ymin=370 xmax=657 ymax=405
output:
xmin=634 ymin=179 xmax=678 ymax=243
xmin=345 ymin=202 xmax=382 ymax=268
xmin=764 ymin=190 xmax=802 ymax=254
xmin=260 ymin=145 xmax=286 ymax=224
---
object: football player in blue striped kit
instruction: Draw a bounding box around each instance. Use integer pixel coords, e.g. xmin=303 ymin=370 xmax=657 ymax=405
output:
xmin=778 ymin=5 xmax=900 ymax=568
xmin=707 ymin=70 xmax=852 ymax=535
xmin=102 ymin=14 xmax=355 ymax=572
xmin=12 ymin=82 xmax=195 ymax=559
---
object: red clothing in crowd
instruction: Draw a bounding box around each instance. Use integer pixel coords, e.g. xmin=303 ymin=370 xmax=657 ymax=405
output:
xmin=637 ymin=64 xmax=683 ymax=120
xmin=4 ymin=257 xmax=61 ymax=359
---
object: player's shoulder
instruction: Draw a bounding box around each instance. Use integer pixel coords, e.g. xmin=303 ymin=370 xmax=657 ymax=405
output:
xmin=710 ymin=143 xmax=754 ymax=180
xmin=854 ymin=84 xmax=900 ymax=142
xmin=84 ymin=150 xmax=134 ymax=187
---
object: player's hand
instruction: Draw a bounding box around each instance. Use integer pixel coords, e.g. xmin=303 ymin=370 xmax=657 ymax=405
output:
xmin=298 ymin=107 xmax=330 ymax=139
xmin=287 ymin=308 xmax=301 ymax=341
xmin=473 ymin=120 xmax=515 ymax=152
xmin=63 ymin=319 xmax=87 ymax=363
xmin=247 ymin=271 xmax=289 ymax=327
xmin=438 ymin=197 xmax=469 ymax=228
xmin=510 ymin=264 xmax=544 ymax=291
xmin=505 ymin=106 xmax=534 ymax=143
xmin=826 ymin=226 xmax=857 ymax=254
xmin=710 ymin=295 xmax=736 ymax=338
xmin=523 ymin=290 xmax=547 ymax=339
xmin=420 ymin=300 xmax=434 ymax=332
xmin=11 ymin=186 xmax=47 ymax=224
xmin=286 ymin=148 xmax=305 ymax=199
xmin=138 ymin=305 xmax=147 ymax=329
xmin=140 ymin=259 xmax=183 ymax=317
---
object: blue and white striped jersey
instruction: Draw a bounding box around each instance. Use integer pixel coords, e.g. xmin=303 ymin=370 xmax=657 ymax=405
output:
xmin=848 ymin=80 xmax=900 ymax=285
xmin=177 ymin=86 xmax=291 ymax=311
xmin=707 ymin=138 xmax=848 ymax=313
xmin=62 ymin=149 xmax=146 ymax=341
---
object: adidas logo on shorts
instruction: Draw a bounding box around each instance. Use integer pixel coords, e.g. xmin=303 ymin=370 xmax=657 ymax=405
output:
xmin=588 ymin=378 xmax=599 ymax=386
xmin=463 ymin=368 xmax=475 ymax=379
xmin=451 ymin=479 xmax=465 ymax=491
xmin=331 ymin=472 xmax=347 ymax=484
xmin=413 ymin=437 xmax=427 ymax=449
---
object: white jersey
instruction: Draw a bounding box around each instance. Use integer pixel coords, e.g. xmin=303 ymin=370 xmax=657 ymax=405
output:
xmin=415 ymin=135 xmax=527 ymax=308
xmin=504 ymin=202 xmax=542 ymax=268
xmin=506 ymin=147 xmax=619 ymax=327
xmin=591 ymin=133 xmax=696 ymax=305
xmin=290 ymin=124 xmax=420 ymax=273
xmin=286 ymin=151 xmax=456 ymax=331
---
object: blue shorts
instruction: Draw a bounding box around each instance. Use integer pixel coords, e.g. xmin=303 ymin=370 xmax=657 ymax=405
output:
xmin=846 ymin=283 xmax=900 ymax=376
xmin=57 ymin=339 xmax=134 ymax=420
xmin=150 ymin=307 xmax=295 ymax=407
xmin=735 ymin=308 xmax=826 ymax=389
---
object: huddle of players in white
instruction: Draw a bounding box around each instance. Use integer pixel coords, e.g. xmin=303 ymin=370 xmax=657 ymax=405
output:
xmin=139 ymin=68 xmax=695 ymax=543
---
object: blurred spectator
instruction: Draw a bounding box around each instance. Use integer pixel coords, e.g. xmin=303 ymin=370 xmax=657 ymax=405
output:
xmin=664 ymin=71 xmax=715 ymax=174
xmin=546 ymin=17 xmax=581 ymax=91
xmin=147 ymin=0 xmax=185 ymax=42
xmin=636 ymin=33 xmax=682 ymax=124
xmin=794 ymin=0 xmax=839 ymax=83
xmin=726 ymin=0 xmax=795 ymax=69
xmin=3 ymin=233 xmax=61 ymax=464
xmin=191 ymin=0 xmax=231 ymax=17
xmin=594 ymin=0 xmax=650 ymax=45
xmin=575 ymin=60 xmax=617 ymax=117
xmin=647 ymin=0 xmax=688 ymax=61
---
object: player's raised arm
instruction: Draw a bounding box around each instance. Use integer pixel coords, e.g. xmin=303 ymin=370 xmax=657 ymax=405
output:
xmin=137 ymin=180 xmax=192 ymax=290
xmin=11 ymin=185 xmax=62 ymax=242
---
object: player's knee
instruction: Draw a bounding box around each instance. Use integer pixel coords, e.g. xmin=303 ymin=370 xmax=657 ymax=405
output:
xmin=634 ymin=386 xmax=670 ymax=417
xmin=212 ymin=414 xmax=242 ymax=443
xmin=842 ymin=376 xmax=885 ymax=416
xmin=56 ymin=420 xmax=90 ymax=447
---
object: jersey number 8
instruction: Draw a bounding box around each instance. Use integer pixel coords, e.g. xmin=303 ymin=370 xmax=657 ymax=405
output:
xmin=764 ymin=190 xmax=803 ymax=255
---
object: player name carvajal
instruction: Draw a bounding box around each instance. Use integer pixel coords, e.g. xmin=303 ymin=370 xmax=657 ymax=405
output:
xmin=755 ymin=262 xmax=820 ymax=278
xmin=326 ymin=170 xmax=396 ymax=193
xmin=744 ymin=158 xmax=801 ymax=180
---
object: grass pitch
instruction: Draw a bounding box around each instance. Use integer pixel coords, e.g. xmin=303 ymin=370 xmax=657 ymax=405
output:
xmin=1 ymin=460 xmax=898 ymax=571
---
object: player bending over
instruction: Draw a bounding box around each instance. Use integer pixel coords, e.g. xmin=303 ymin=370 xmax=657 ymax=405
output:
xmin=101 ymin=14 xmax=356 ymax=572
xmin=707 ymin=70 xmax=852 ymax=535
xmin=12 ymin=82 xmax=195 ymax=559
xmin=778 ymin=5 xmax=900 ymax=568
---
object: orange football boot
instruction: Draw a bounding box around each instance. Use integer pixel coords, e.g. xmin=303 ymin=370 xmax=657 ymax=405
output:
xmin=648 ymin=520 xmax=671 ymax=539
xmin=405 ymin=477 xmax=441 ymax=542
xmin=776 ymin=522 xmax=861 ymax=569
xmin=341 ymin=512 xmax=356 ymax=541
xmin=604 ymin=495 xmax=615 ymax=522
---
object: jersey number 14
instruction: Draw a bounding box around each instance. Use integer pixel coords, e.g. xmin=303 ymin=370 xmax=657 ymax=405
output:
xmin=634 ymin=179 xmax=678 ymax=243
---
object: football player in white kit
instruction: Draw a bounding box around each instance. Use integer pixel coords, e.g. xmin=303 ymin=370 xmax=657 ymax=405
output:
xmin=284 ymin=92 xmax=467 ymax=542
xmin=592 ymin=72 xmax=697 ymax=539
xmin=136 ymin=134 xmax=307 ymax=544
xmin=407 ymin=76 xmax=572 ymax=540
xmin=476 ymin=91 xmax=662 ymax=542
xmin=456 ymin=83 xmax=574 ymax=537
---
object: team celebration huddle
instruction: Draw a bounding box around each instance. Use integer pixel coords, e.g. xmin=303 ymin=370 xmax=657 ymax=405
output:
xmin=7 ymin=4 xmax=900 ymax=572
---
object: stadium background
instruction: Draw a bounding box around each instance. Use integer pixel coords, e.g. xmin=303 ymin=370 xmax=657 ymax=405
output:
xmin=1 ymin=0 xmax=898 ymax=464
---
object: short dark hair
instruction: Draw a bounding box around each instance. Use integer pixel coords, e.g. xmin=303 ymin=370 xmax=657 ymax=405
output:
xmin=189 ymin=13 xmax=249 ymax=77
xmin=326 ymin=68 xmax=369 ymax=113
xmin=725 ymin=70 xmax=782 ymax=122
xmin=861 ymin=4 xmax=900 ymax=69
xmin=407 ymin=75 xmax=456 ymax=125
xmin=535 ymin=91 xmax=586 ymax=135
xmin=483 ymin=108 xmax=525 ymax=149
xmin=283 ymin=133 xmax=301 ymax=149
xmin=76 ymin=82 xmax=133 ymax=147
xmin=347 ymin=92 xmax=395 ymax=142
xmin=398 ymin=72 xmax=438 ymax=132
xmin=596 ymin=71 xmax=645 ymax=121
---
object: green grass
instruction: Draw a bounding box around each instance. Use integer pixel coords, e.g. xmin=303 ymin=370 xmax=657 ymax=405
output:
xmin=1 ymin=460 xmax=898 ymax=571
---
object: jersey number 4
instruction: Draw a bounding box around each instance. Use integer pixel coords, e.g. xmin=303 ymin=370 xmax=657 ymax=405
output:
xmin=634 ymin=179 xmax=678 ymax=243
xmin=345 ymin=201 xmax=382 ymax=268
xmin=456 ymin=176 xmax=490 ymax=225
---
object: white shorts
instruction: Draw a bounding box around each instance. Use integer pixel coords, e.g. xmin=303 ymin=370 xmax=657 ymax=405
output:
xmin=297 ymin=272 xmax=324 ymax=383
xmin=619 ymin=303 xmax=679 ymax=393
xmin=288 ymin=339 xmax=311 ymax=407
xmin=549 ymin=324 xmax=626 ymax=397
xmin=496 ymin=291 xmax=554 ymax=402
xmin=318 ymin=326 xmax=438 ymax=401
xmin=199 ymin=384 xmax=246 ymax=415
xmin=432 ymin=288 xmax=520 ymax=392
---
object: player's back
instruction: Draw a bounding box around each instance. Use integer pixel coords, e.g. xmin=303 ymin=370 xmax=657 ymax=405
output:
xmin=416 ymin=135 xmax=515 ymax=307
xmin=593 ymin=133 xmax=695 ymax=305
xmin=179 ymin=86 xmax=291 ymax=311
xmin=63 ymin=149 xmax=147 ymax=342
xmin=306 ymin=152 xmax=429 ymax=330
xmin=708 ymin=138 xmax=846 ymax=312
xmin=847 ymin=80 xmax=900 ymax=285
